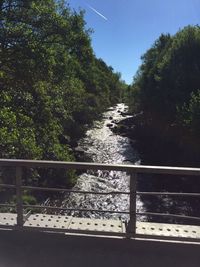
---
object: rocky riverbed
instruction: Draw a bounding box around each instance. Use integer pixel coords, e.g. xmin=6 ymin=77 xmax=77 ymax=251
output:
xmin=61 ymin=103 xmax=145 ymax=220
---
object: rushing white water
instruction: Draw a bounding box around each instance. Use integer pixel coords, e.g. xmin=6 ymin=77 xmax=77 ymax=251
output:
xmin=62 ymin=103 xmax=145 ymax=220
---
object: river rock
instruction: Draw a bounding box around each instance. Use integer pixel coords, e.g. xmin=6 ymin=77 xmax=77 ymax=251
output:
xmin=73 ymin=147 xmax=85 ymax=161
xmin=120 ymin=112 xmax=127 ymax=117
xmin=74 ymin=147 xmax=85 ymax=154
xmin=69 ymin=140 xmax=78 ymax=147
xmin=106 ymin=123 xmax=113 ymax=128
xmin=59 ymin=134 xmax=71 ymax=144
xmin=111 ymin=119 xmax=119 ymax=124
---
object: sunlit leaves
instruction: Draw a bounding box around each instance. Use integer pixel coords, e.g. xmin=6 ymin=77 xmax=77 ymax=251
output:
xmin=128 ymin=25 xmax=200 ymax=161
xmin=0 ymin=0 xmax=125 ymax=189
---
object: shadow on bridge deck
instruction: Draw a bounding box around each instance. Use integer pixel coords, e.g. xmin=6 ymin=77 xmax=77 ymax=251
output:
xmin=0 ymin=230 xmax=199 ymax=267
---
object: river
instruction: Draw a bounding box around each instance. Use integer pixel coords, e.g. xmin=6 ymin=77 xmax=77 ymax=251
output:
xmin=62 ymin=103 xmax=145 ymax=220
xmin=58 ymin=103 xmax=200 ymax=225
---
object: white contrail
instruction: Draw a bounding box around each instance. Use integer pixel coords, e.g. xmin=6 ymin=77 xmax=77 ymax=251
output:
xmin=87 ymin=4 xmax=108 ymax=21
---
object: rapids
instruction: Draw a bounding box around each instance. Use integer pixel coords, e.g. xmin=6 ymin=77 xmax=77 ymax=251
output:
xmin=62 ymin=103 xmax=146 ymax=220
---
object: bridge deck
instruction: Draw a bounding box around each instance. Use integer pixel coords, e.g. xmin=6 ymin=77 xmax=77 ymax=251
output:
xmin=0 ymin=229 xmax=200 ymax=267
xmin=0 ymin=159 xmax=200 ymax=266
xmin=1 ymin=212 xmax=200 ymax=241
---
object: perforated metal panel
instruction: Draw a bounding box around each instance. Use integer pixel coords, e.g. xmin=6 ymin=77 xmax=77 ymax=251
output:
xmin=23 ymin=214 xmax=124 ymax=233
xmin=1 ymin=212 xmax=200 ymax=241
xmin=136 ymin=222 xmax=200 ymax=239
xmin=0 ymin=213 xmax=17 ymax=226
xmin=24 ymin=214 xmax=72 ymax=229
xmin=68 ymin=217 xmax=124 ymax=233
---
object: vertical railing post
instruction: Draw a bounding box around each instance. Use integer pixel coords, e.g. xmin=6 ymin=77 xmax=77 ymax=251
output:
xmin=126 ymin=172 xmax=137 ymax=238
xmin=16 ymin=166 xmax=23 ymax=228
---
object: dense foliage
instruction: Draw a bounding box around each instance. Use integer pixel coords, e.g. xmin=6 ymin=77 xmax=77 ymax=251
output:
xmin=127 ymin=26 xmax=200 ymax=165
xmin=0 ymin=0 xmax=125 ymax=202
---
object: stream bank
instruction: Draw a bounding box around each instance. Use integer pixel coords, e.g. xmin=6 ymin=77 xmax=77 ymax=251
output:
xmin=114 ymin=111 xmax=200 ymax=224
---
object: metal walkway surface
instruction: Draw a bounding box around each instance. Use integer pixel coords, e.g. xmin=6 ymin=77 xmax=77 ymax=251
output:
xmin=0 ymin=159 xmax=200 ymax=243
xmin=1 ymin=212 xmax=200 ymax=242
xmin=0 ymin=160 xmax=200 ymax=266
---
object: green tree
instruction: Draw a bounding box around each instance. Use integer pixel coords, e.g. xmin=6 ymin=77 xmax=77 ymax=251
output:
xmin=128 ymin=25 xmax=200 ymax=163
xmin=0 ymin=0 xmax=125 ymax=196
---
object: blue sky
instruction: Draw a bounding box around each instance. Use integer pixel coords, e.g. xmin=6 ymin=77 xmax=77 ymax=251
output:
xmin=67 ymin=0 xmax=200 ymax=84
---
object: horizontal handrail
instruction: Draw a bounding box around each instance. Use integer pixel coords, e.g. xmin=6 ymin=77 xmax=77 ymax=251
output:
xmin=1 ymin=159 xmax=200 ymax=175
xmin=0 ymin=184 xmax=16 ymax=189
xmin=138 ymin=212 xmax=200 ymax=222
xmin=23 ymin=204 xmax=129 ymax=214
xmin=137 ymin=192 xmax=200 ymax=197
xmin=1 ymin=183 xmax=200 ymax=197
xmin=0 ymin=203 xmax=15 ymax=208
xmin=21 ymin=186 xmax=130 ymax=195
xmin=0 ymin=159 xmax=200 ymax=240
xmin=0 ymin=183 xmax=200 ymax=197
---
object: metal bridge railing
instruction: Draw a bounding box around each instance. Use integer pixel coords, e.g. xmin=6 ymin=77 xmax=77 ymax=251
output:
xmin=0 ymin=159 xmax=200 ymax=237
